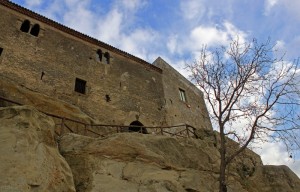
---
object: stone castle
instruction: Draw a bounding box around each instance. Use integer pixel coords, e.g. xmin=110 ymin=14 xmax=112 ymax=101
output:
xmin=1 ymin=1 xmax=300 ymax=191
xmin=0 ymin=0 xmax=212 ymax=133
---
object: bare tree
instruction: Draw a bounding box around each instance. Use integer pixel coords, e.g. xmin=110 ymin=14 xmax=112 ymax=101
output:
xmin=187 ymin=38 xmax=300 ymax=192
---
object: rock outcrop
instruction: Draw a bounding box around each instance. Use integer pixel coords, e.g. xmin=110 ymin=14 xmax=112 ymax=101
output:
xmin=245 ymin=165 xmax=300 ymax=192
xmin=59 ymin=132 xmax=300 ymax=192
xmin=0 ymin=105 xmax=300 ymax=192
xmin=0 ymin=106 xmax=76 ymax=192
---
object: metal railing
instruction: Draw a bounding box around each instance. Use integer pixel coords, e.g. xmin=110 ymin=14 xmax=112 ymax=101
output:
xmin=0 ymin=96 xmax=197 ymax=138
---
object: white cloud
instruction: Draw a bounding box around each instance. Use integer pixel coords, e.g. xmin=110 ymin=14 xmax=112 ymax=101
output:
xmin=190 ymin=26 xmax=228 ymax=47
xmin=180 ymin=0 xmax=206 ymax=21
xmin=266 ymin=0 xmax=278 ymax=7
xmin=272 ymin=40 xmax=287 ymax=59
xmin=167 ymin=35 xmax=178 ymax=54
xmin=118 ymin=0 xmax=147 ymax=11
xmin=62 ymin=1 xmax=95 ymax=34
xmin=183 ymin=21 xmax=247 ymax=56
xmin=119 ymin=28 xmax=158 ymax=60
xmin=283 ymin=1 xmax=300 ymax=21
xmin=265 ymin=0 xmax=300 ymax=21
xmin=274 ymin=40 xmax=285 ymax=50
xmin=95 ymin=9 xmax=123 ymax=43
xmin=223 ymin=22 xmax=247 ymax=41
xmin=264 ymin=0 xmax=279 ymax=14
xmin=40 ymin=0 xmax=67 ymax=22
xmin=24 ymin=0 xmax=42 ymax=8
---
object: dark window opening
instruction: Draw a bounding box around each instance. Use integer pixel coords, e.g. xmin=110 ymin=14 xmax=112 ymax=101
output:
xmin=129 ymin=121 xmax=148 ymax=134
xmin=179 ymin=88 xmax=187 ymax=102
xmin=75 ymin=78 xmax=86 ymax=94
xmin=97 ymin=49 xmax=102 ymax=62
xmin=30 ymin=24 xmax=40 ymax=37
xmin=20 ymin=20 xmax=30 ymax=33
xmin=104 ymin=52 xmax=110 ymax=64
xmin=0 ymin=48 xmax=3 ymax=56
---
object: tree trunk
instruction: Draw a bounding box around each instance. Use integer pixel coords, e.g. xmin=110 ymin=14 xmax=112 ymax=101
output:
xmin=219 ymin=128 xmax=227 ymax=192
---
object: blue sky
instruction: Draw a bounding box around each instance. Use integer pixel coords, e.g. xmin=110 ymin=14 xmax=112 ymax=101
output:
xmin=10 ymin=0 xmax=300 ymax=176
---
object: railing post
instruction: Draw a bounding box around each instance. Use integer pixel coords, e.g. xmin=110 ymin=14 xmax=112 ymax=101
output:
xmin=84 ymin=124 xmax=87 ymax=136
xmin=76 ymin=124 xmax=79 ymax=134
xmin=186 ymin=124 xmax=190 ymax=138
xmin=160 ymin=128 xmax=163 ymax=135
xmin=193 ymin=128 xmax=197 ymax=138
xmin=61 ymin=118 xmax=65 ymax=135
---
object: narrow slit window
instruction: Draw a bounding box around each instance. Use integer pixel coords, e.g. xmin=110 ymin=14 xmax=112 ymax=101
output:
xmin=97 ymin=49 xmax=102 ymax=62
xmin=104 ymin=52 xmax=110 ymax=64
xmin=20 ymin=20 xmax=30 ymax=33
xmin=75 ymin=78 xmax=86 ymax=94
xmin=0 ymin=48 xmax=3 ymax=56
xmin=179 ymin=89 xmax=187 ymax=102
xmin=30 ymin=24 xmax=40 ymax=37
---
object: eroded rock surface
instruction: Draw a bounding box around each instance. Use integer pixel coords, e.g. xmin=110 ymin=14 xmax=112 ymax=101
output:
xmin=0 ymin=106 xmax=75 ymax=192
xmin=59 ymin=132 xmax=300 ymax=192
xmin=1 ymin=105 xmax=300 ymax=192
xmin=245 ymin=165 xmax=300 ymax=192
xmin=59 ymin=133 xmax=220 ymax=192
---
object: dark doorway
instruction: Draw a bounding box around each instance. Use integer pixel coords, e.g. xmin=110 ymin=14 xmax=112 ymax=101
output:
xmin=129 ymin=121 xmax=148 ymax=134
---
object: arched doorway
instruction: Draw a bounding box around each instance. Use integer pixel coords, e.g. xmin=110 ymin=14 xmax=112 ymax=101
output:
xmin=129 ymin=121 xmax=148 ymax=134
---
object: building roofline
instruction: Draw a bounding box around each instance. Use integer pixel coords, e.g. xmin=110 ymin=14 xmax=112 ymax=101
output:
xmin=1 ymin=0 xmax=162 ymax=73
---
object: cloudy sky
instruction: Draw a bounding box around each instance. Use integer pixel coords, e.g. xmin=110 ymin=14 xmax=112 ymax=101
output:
xmin=11 ymin=0 xmax=300 ymax=176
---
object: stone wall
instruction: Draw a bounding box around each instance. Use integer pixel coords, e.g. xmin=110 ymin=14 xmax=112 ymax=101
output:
xmin=0 ymin=1 xmax=213 ymax=131
xmin=153 ymin=57 xmax=212 ymax=130
xmin=0 ymin=3 xmax=165 ymax=127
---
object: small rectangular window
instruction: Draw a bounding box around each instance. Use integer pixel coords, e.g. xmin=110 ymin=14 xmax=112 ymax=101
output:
xmin=179 ymin=88 xmax=187 ymax=102
xmin=75 ymin=78 xmax=86 ymax=94
xmin=0 ymin=48 xmax=3 ymax=56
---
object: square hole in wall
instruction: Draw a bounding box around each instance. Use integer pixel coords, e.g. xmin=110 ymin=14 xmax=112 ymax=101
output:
xmin=75 ymin=78 xmax=86 ymax=94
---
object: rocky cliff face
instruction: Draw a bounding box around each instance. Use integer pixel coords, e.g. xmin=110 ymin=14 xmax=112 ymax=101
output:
xmin=0 ymin=106 xmax=75 ymax=192
xmin=0 ymin=105 xmax=300 ymax=192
